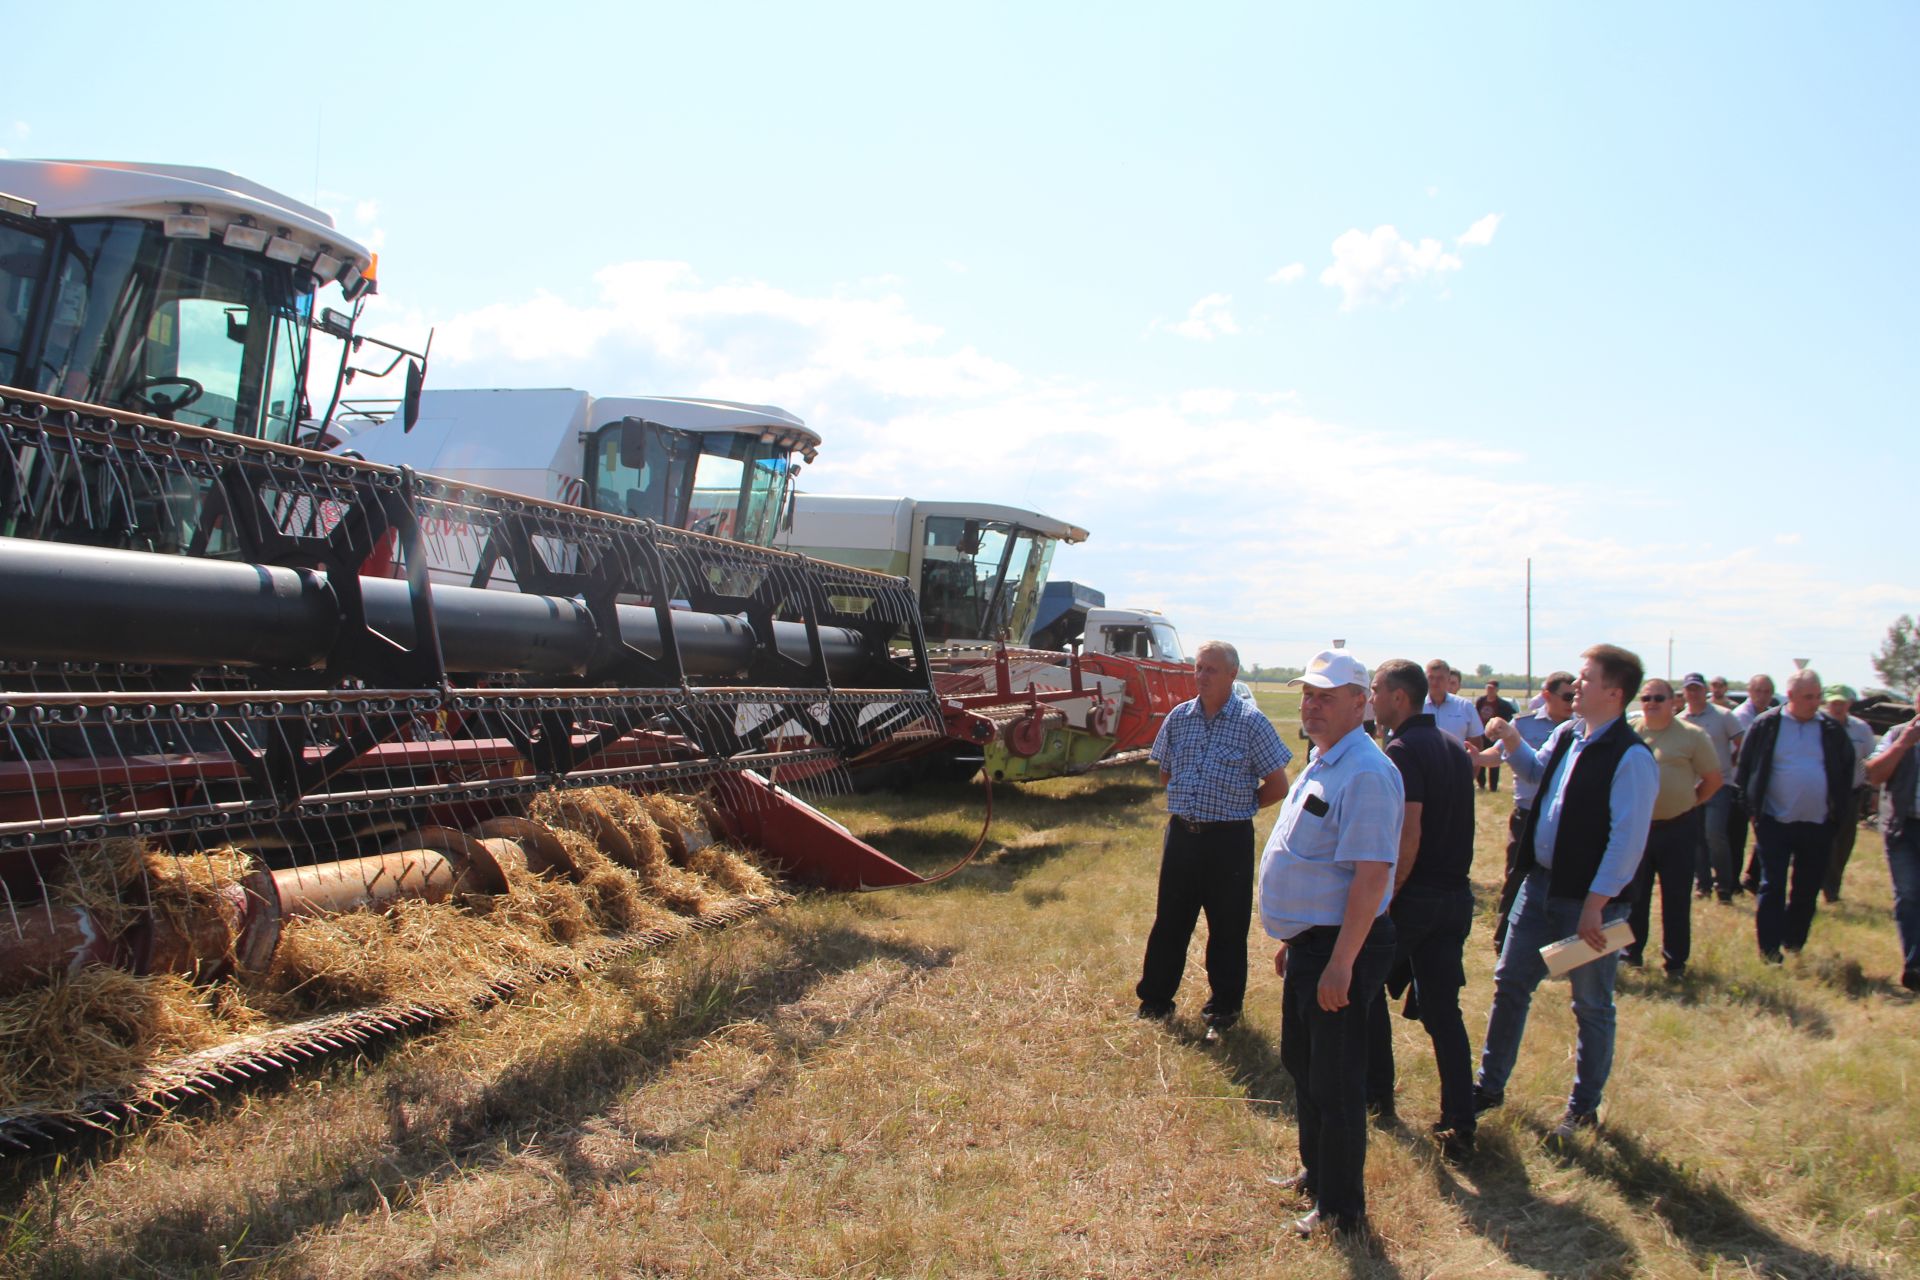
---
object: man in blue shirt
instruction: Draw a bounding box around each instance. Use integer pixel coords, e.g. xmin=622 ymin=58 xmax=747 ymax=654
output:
xmin=1734 ymin=669 xmax=1855 ymax=962
xmin=1258 ymin=650 xmax=1401 ymax=1240
xmin=1138 ymin=641 xmax=1292 ymax=1036
xmin=1476 ymin=644 xmax=1658 ymax=1144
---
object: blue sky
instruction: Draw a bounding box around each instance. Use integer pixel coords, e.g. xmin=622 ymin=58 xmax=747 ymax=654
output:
xmin=9 ymin=3 xmax=1915 ymax=688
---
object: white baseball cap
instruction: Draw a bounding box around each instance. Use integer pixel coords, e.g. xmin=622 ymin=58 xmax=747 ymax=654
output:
xmin=1288 ymin=650 xmax=1370 ymax=691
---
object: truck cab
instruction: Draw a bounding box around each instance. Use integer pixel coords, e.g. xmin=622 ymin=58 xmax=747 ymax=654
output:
xmin=1082 ymin=607 xmax=1187 ymax=663
xmin=783 ymin=495 xmax=1089 ymax=645
xmin=332 ymin=388 xmax=821 ymax=551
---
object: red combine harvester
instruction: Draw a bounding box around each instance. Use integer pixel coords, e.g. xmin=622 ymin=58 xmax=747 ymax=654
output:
xmin=0 ymin=162 xmax=959 ymax=1141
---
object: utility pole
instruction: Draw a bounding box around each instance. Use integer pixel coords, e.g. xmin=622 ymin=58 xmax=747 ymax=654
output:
xmin=1525 ymin=557 xmax=1533 ymax=700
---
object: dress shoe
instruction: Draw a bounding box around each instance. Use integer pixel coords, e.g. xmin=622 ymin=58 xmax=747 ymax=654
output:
xmin=1471 ymin=1085 xmax=1503 ymax=1115
xmin=1903 ymin=969 xmax=1920 ymax=992
xmin=1546 ymin=1108 xmax=1598 ymax=1148
xmin=1136 ymin=1001 xmax=1173 ymax=1021
xmin=1265 ymin=1169 xmax=1312 ymax=1197
xmin=1292 ymin=1207 xmax=1365 ymax=1240
xmin=1432 ymin=1124 xmax=1476 ymax=1165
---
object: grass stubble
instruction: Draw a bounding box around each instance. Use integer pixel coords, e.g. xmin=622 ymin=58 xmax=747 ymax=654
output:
xmin=0 ymin=690 xmax=1915 ymax=1278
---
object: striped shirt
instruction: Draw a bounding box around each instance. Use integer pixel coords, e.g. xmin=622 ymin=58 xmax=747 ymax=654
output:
xmin=1257 ymin=724 xmax=1403 ymax=939
xmin=1151 ymin=694 xmax=1292 ymax=822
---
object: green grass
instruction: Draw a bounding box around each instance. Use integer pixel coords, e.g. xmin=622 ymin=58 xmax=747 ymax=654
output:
xmin=0 ymin=685 xmax=1915 ymax=1277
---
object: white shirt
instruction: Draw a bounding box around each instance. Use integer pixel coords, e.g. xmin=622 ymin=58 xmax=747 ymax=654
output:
xmin=1422 ymin=692 xmax=1484 ymax=744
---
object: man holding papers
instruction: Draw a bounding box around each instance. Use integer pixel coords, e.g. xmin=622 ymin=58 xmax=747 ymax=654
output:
xmin=1474 ymin=644 xmax=1658 ymax=1145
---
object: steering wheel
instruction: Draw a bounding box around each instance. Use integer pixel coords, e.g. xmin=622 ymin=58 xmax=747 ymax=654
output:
xmin=122 ymin=375 xmax=205 ymax=415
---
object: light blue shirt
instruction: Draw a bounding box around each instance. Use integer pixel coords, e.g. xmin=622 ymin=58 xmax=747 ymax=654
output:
xmin=1501 ymin=709 xmax=1561 ymax=809
xmin=1765 ymin=712 xmax=1830 ymax=823
xmin=1257 ymin=724 xmax=1403 ymax=939
xmin=1838 ymin=715 xmax=1876 ymax=789
xmin=1151 ymin=694 xmax=1293 ymax=823
xmin=1423 ymin=692 xmax=1484 ymax=743
xmin=1503 ymin=714 xmax=1658 ymax=899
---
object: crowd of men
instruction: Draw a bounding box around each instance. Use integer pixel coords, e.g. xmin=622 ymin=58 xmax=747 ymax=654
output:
xmin=1135 ymin=640 xmax=1920 ymax=1244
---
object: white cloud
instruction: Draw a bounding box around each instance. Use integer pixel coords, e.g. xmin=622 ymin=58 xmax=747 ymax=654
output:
xmin=1320 ymin=225 xmax=1463 ymax=310
xmin=1457 ymin=212 xmax=1502 ymax=247
xmin=1268 ymin=262 xmax=1306 ymax=285
xmin=1156 ymin=293 xmax=1239 ymax=341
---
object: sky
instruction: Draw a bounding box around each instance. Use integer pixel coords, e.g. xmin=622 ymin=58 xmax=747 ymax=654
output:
xmin=8 ymin=3 xmax=1916 ymax=689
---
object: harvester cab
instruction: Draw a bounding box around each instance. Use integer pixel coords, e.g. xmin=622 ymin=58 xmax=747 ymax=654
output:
xmin=0 ymin=159 xmax=424 ymax=553
xmin=783 ymin=495 xmax=1088 ymax=646
xmin=331 ymin=388 xmax=820 ymax=554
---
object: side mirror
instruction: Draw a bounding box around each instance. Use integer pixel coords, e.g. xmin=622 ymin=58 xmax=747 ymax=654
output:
xmin=958 ymin=520 xmax=983 ymax=557
xmin=402 ymin=359 xmax=424 ymax=432
xmin=618 ymin=420 xmax=646 ymax=470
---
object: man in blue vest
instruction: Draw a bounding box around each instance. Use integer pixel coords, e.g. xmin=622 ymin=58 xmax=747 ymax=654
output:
xmin=1865 ymin=690 xmax=1920 ymax=990
xmin=1475 ymin=643 xmax=1658 ymax=1144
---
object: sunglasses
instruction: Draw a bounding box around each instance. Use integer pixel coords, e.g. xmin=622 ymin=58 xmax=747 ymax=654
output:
xmin=1549 ymin=687 xmax=1573 ymax=701
xmin=1639 ymin=694 xmax=1669 ymax=704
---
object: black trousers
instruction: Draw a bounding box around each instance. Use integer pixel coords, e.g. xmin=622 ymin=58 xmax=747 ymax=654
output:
xmin=1822 ymin=786 xmax=1872 ymax=901
xmin=1136 ymin=818 xmax=1254 ymax=1020
xmin=1281 ymin=917 xmax=1396 ymax=1228
xmin=1476 ymin=765 xmax=1502 ymax=792
xmin=1365 ymin=884 xmax=1476 ymax=1131
xmin=1754 ymin=815 xmax=1833 ymax=955
xmin=1625 ymin=810 xmax=1702 ymax=972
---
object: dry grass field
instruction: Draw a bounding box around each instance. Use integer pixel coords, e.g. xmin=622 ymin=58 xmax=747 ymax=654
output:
xmin=2 ymin=686 xmax=1915 ymax=1278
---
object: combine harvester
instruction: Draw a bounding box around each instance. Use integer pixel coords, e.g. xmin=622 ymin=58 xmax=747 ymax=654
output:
xmin=0 ymin=161 xmax=954 ymax=1144
xmin=785 ymin=496 xmax=1195 ymax=783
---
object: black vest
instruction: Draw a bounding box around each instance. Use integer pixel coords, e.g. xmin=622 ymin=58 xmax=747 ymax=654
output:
xmin=1884 ymin=743 xmax=1920 ymax=840
xmin=1515 ymin=715 xmax=1650 ymax=902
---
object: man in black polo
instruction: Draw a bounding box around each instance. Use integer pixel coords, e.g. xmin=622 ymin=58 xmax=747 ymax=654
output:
xmin=1364 ymin=658 xmax=1478 ymax=1160
xmin=1137 ymin=640 xmax=1293 ymax=1036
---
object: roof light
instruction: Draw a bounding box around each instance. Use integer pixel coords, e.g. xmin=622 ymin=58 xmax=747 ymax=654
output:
xmin=222 ymin=219 xmax=270 ymax=252
xmin=310 ymin=249 xmax=344 ymax=283
xmin=0 ymin=190 xmax=35 ymax=219
xmin=759 ymin=430 xmax=777 ymax=443
xmin=164 ymin=206 xmax=210 ymax=239
xmin=802 ymin=447 xmax=819 ymax=465
xmin=264 ymin=232 xmax=304 ymax=264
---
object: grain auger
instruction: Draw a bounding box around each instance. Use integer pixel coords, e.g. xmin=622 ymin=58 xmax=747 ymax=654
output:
xmin=0 ymin=383 xmax=953 ymax=1005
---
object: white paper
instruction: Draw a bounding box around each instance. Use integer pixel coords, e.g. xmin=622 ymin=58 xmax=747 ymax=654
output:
xmin=1539 ymin=919 xmax=1636 ymax=978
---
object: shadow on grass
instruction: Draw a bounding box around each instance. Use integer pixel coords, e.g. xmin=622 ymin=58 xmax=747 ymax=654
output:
xmin=1617 ymin=965 xmax=1837 ymax=1038
xmin=1526 ymin=1116 xmax=1886 ymax=1280
xmin=17 ymin=919 xmax=953 ymax=1279
xmin=1419 ymin=1129 xmax=1642 ymax=1279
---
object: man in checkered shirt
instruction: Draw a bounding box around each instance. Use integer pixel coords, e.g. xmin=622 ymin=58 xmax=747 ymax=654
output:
xmin=1137 ymin=640 xmax=1293 ymax=1039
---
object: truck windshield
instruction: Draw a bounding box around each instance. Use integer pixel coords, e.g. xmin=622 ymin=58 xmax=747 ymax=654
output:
xmin=1151 ymin=623 xmax=1185 ymax=662
xmin=23 ymin=219 xmax=310 ymax=442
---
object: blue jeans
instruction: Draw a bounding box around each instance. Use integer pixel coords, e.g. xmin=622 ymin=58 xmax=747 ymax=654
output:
xmin=1477 ymin=870 xmax=1629 ymax=1116
xmin=1695 ymin=788 xmax=1735 ymax=894
xmin=1887 ymin=826 xmax=1920 ymax=977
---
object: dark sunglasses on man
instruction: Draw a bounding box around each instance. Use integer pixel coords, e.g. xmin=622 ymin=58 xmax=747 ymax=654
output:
xmin=1639 ymin=694 xmax=1669 ymax=704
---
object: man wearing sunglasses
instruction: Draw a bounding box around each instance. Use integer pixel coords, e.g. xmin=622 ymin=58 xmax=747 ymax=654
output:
xmin=1624 ymin=679 xmax=1722 ymax=976
xmin=1679 ymin=674 xmax=1744 ymax=902
xmin=1473 ymin=670 xmax=1576 ymax=951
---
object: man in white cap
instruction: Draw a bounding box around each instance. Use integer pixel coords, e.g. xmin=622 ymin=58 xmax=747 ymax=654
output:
xmin=1260 ymin=650 xmax=1402 ymax=1241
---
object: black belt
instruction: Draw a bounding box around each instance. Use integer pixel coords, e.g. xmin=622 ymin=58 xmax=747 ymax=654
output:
xmin=1172 ymin=815 xmax=1251 ymax=834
